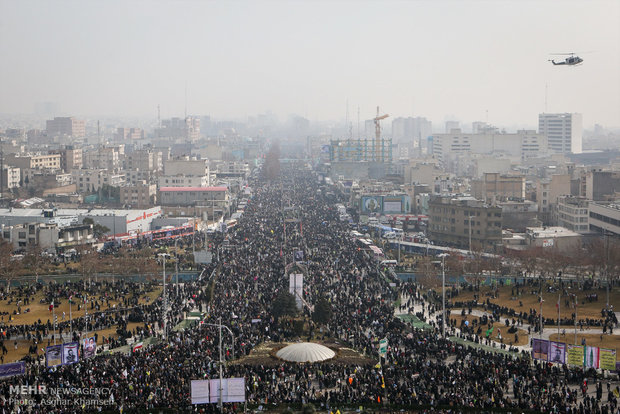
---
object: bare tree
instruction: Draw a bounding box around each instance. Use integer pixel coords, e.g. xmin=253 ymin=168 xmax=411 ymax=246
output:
xmin=0 ymin=240 xmax=19 ymax=292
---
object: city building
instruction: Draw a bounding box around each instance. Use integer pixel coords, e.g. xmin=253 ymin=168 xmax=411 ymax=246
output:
xmin=427 ymin=195 xmax=502 ymax=251
xmin=584 ymin=169 xmax=620 ymax=201
xmin=589 ymin=202 xmax=620 ymax=237
xmin=114 ymin=127 xmax=144 ymax=141
xmin=525 ymin=226 xmax=581 ymax=252
xmin=120 ymin=181 xmax=157 ymax=208
xmin=431 ymin=129 xmax=547 ymax=165
xmin=471 ymin=173 xmax=526 ymax=203
xmin=45 ymin=117 xmax=85 ymax=138
xmin=536 ymin=174 xmax=571 ymax=224
xmin=391 ymin=117 xmax=432 ymax=150
xmin=155 ymin=117 xmax=200 ymax=141
xmin=158 ymin=186 xmax=228 ymax=207
xmin=0 ymin=166 xmax=21 ymax=192
xmin=5 ymin=153 xmax=61 ymax=171
xmin=556 ymin=196 xmax=590 ymax=233
xmin=498 ymin=200 xmax=540 ymax=232
xmin=49 ymin=146 xmax=83 ymax=172
xmin=71 ymin=169 xmax=125 ymax=193
xmin=124 ymin=149 xmax=162 ymax=172
xmin=83 ymin=147 xmax=121 ymax=171
xmin=538 ymin=113 xmax=582 ymax=154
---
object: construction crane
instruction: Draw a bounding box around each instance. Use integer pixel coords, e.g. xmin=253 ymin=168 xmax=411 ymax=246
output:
xmin=373 ymin=106 xmax=389 ymax=162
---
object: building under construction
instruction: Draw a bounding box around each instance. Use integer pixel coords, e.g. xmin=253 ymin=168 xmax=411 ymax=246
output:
xmin=329 ymin=107 xmax=392 ymax=164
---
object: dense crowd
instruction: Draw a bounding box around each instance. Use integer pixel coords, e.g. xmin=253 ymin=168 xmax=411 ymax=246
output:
xmin=0 ymin=162 xmax=618 ymax=413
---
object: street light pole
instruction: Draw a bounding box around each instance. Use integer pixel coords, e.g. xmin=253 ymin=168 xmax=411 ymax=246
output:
xmin=468 ymin=215 xmax=474 ymax=253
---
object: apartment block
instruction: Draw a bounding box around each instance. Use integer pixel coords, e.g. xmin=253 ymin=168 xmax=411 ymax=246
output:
xmin=46 ymin=117 xmax=85 ymax=138
xmin=471 ymin=173 xmax=526 ymax=202
xmin=120 ymin=181 xmax=157 ymax=208
xmin=428 ymin=195 xmax=502 ymax=251
xmin=556 ymin=196 xmax=590 ymax=233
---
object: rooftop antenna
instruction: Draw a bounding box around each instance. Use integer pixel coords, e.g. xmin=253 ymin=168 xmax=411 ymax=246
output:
xmin=157 ymin=104 xmax=161 ymax=128
xmin=97 ymin=120 xmax=100 ymax=143
xmin=184 ymin=82 xmax=187 ymax=119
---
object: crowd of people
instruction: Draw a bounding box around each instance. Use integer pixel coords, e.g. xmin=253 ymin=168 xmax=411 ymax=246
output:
xmin=0 ymin=161 xmax=618 ymax=413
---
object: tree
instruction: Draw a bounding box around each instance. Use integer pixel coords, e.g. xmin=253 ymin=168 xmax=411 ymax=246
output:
xmin=82 ymin=218 xmax=110 ymax=239
xmin=312 ymin=296 xmax=332 ymax=325
xmin=76 ymin=244 xmax=102 ymax=287
xmin=271 ymin=291 xmax=298 ymax=320
xmin=0 ymin=240 xmax=19 ymax=292
xmin=23 ymin=245 xmax=52 ymax=283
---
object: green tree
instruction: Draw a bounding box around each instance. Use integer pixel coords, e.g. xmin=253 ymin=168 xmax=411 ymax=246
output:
xmin=271 ymin=290 xmax=298 ymax=320
xmin=82 ymin=218 xmax=110 ymax=238
xmin=312 ymin=296 xmax=332 ymax=325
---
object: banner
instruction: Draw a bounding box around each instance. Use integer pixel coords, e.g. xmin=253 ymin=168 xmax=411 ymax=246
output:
xmin=191 ymin=380 xmax=210 ymax=404
xmin=289 ymin=273 xmax=303 ymax=309
xmin=46 ymin=345 xmax=63 ymax=368
xmin=209 ymin=377 xmax=245 ymax=403
xmin=0 ymin=361 xmax=25 ymax=378
xmin=62 ymin=342 xmax=79 ymax=365
xmin=294 ymin=250 xmax=304 ymax=262
xmin=584 ymin=346 xmax=600 ymax=369
xmin=549 ymin=341 xmax=566 ymax=364
xmin=82 ymin=337 xmax=97 ymax=359
xmin=567 ymin=344 xmax=584 ymax=366
xmin=532 ymin=338 xmax=549 ymax=361
xmin=600 ymin=348 xmax=616 ymax=371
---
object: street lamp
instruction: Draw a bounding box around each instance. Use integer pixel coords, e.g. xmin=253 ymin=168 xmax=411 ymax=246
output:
xmin=438 ymin=253 xmax=449 ymax=338
xmin=202 ymin=318 xmax=235 ymax=412
xmin=157 ymin=252 xmax=170 ymax=340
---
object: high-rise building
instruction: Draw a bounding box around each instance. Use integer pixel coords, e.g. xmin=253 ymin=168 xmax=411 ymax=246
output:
xmin=431 ymin=129 xmax=547 ymax=164
xmin=538 ymin=113 xmax=582 ymax=154
xmin=155 ymin=117 xmax=200 ymax=141
xmin=45 ymin=117 xmax=85 ymax=138
xmin=391 ymin=117 xmax=432 ymax=149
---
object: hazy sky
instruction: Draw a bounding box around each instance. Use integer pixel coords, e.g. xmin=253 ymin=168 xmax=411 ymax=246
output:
xmin=1 ymin=0 xmax=619 ymax=128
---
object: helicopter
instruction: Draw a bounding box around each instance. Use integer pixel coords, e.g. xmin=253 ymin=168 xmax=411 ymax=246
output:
xmin=549 ymin=53 xmax=583 ymax=66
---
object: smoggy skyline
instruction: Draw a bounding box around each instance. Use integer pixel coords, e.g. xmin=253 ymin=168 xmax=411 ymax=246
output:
xmin=0 ymin=0 xmax=619 ymax=128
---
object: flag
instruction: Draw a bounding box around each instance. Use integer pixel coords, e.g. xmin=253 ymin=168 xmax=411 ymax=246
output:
xmin=374 ymin=362 xmax=381 ymax=369
xmin=132 ymin=342 xmax=143 ymax=352
xmin=485 ymin=327 xmax=494 ymax=337
xmin=614 ymin=387 xmax=620 ymax=398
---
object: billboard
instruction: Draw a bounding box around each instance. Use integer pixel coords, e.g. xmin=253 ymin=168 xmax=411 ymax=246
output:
xmin=549 ymin=341 xmax=566 ymax=364
xmin=209 ymin=377 xmax=245 ymax=403
xmin=361 ymin=196 xmax=382 ymax=214
xmin=600 ymin=348 xmax=616 ymax=371
xmin=383 ymin=196 xmax=405 ymax=213
xmin=46 ymin=345 xmax=63 ymax=368
xmin=567 ymin=344 xmax=584 ymax=366
xmin=191 ymin=378 xmax=246 ymax=404
xmin=62 ymin=342 xmax=79 ymax=365
xmin=532 ymin=338 xmax=549 ymax=361
xmin=82 ymin=337 xmax=97 ymax=359
xmin=191 ymin=380 xmax=211 ymax=404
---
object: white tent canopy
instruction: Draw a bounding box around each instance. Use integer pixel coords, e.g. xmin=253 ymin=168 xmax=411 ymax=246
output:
xmin=275 ymin=342 xmax=335 ymax=363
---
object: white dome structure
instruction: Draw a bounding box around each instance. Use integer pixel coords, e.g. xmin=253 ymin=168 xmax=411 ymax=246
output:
xmin=275 ymin=342 xmax=336 ymax=363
